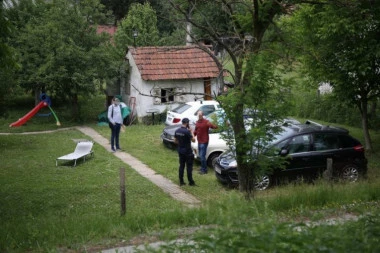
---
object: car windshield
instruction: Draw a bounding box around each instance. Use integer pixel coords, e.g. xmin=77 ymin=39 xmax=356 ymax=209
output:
xmin=261 ymin=127 xmax=297 ymax=155
xmin=206 ymin=109 xmax=225 ymax=124
xmin=171 ymin=104 xmax=191 ymax=114
xmin=247 ymin=127 xmax=297 ymax=156
xmin=271 ymin=126 xmax=297 ymax=145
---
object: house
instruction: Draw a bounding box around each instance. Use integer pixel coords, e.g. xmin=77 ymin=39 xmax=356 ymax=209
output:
xmin=96 ymin=25 xmax=117 ymax=37
xmin=123 ymin=46 xmax=223 ymax=119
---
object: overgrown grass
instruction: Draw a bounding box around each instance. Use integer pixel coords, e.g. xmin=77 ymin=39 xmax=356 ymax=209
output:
xmin=158 ymin=212 xmax=380 ymax=252
xmin=1 ymin=99 xmax=380 ymax=252
xmin=0 ymin=130 xmax=188 ymax=251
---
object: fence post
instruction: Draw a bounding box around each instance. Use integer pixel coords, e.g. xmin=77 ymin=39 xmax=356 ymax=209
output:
xmin=326 ymin=158 xmax=333 ymax=181
xmin=120 ymin=168 xmax=126 ymax=216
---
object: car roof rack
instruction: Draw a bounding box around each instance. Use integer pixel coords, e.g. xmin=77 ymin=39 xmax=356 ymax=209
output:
xmin=282 ymin=119 xmax=349 ymax=134
xmin=305 ymin=120 xmax=348 ymax=133
xmin=305 ymin=120 xmax=331 ymax=130
xmin=305 ymin=120 xmax=323 ymax=127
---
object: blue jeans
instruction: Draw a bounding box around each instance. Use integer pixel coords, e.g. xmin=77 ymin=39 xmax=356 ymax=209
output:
xmin=110 ymin=123 xmax=121 ymax=149
xmin=198 ymin=143 xmax=208 ymax=172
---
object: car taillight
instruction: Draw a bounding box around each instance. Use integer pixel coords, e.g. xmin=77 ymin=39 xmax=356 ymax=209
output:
xmin=173 ymin=118 xmax=181 ymax=123
xmin=353 ymin=145 xmax=364 ymax=152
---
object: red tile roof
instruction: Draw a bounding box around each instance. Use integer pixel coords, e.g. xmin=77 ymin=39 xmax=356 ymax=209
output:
xmin=96 ymin=25 xmax=117 ymax=37
xmin=129 ymin=46 xmax=221 ymax=81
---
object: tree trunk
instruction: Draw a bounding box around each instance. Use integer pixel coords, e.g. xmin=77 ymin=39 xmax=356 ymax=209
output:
xmin=34 ymin=89 xmax=39 ymax=106
xmin=238 ymin=162 xmax=255 ymax=200
xmin=231 ymin=102 xmax=256 ymax=199
xmin=71 ymin=93 xmax=80 ymax=121
xmin=360 ymin=100 xmax=373 ymax=152
xmin=186 ymin=7 xmax=192 ymax=45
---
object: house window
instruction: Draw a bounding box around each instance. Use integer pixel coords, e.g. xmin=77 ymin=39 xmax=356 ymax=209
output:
xmin=153 ymin=88 xmax=175 ymax=104
xmin=161 ymin=88 xmax=174 ymax=103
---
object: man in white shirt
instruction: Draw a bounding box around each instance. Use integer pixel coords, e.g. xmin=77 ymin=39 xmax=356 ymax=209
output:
xmin=108 ymin=97 xmax=123 ymax=152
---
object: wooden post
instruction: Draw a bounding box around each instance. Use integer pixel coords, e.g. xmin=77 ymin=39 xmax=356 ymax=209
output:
xmin=326 ymin=158 xmax=333 ymax=181
xmin=120 ymin=168 xmax=126 ymax=216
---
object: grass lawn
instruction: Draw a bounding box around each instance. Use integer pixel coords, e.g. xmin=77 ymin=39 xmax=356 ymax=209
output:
xmin=1 ymin=107 xmax=380 ymax=252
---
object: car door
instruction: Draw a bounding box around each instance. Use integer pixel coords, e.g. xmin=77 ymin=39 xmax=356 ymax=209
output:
xmin=276 ymin=133 xmax=315 ymax=179
xmin=310 ymin=132 xmax=339 ymax=172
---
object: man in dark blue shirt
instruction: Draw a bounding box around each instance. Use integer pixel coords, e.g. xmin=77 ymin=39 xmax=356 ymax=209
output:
xmin=174 ymin=118 xmax=196 ymax=186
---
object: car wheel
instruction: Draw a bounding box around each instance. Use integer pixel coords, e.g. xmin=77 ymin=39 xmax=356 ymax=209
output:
xmin=163 ymin=141 xmax=175 ymax=149
xmin=254 ymin=175 xmax=271 ymax=191
xmin=340 ymin=164 xmax=359 ymax=182
xmin=207 ymin=152 xmax=222 ymax=169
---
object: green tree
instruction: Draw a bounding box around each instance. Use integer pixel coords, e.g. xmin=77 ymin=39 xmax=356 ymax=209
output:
xmin=77 ymin=0 xmax=111 ymax=24
xmin=0 ymin=0 xmax=14 ymax=69
xmin=101 ymin=0 xmax=130 ymax=23
xmin=114 ymin=2 xmax=159 ymax=49
xmin=286 ymin=1 xmax=380 ymax=151
xmin=0 ymin=0 xmax=18 ymax=116
xmin=99 ymin=0 xmax=177 ymax=40
xmin=100 ymin=0 xmax=148 ymax=23
xmin=168 ymin=0 xmax=300 ymax=198
xmin=11 ymin=0 xmax=122 ymax=120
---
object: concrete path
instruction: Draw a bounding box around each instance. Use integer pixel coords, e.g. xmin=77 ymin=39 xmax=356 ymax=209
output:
xmin=76 ymin=126 xmax=201 ymax=208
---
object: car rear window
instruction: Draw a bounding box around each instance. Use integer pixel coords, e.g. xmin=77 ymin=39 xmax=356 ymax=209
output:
xmin=313 ymin=133 xmax=361 ymax=150
xmin=338 ymin=135 xmax=361 ymax=148
xmin=314 ymin=133 xmax=339 ymax=151
xmin=172 ymin=104 xmax=191 ymax=114
xmin=195 ymin=105 xmax=216 ymax=116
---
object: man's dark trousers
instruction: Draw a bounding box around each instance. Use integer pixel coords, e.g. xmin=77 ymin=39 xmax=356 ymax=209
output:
xmin=179 ymin=153 xmax=194 ymax=184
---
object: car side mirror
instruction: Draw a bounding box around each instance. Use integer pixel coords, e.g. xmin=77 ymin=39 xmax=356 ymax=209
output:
xmin=280 ymin=149 xmax=288 ymax=156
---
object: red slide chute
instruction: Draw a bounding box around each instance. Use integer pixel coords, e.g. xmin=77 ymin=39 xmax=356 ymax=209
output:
xmin=9 ymin=101 xmax=48 ymax=127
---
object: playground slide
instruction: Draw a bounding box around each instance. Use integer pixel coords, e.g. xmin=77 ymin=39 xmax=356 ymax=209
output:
xmin=9 ymin=101 xmax=48 ymax=127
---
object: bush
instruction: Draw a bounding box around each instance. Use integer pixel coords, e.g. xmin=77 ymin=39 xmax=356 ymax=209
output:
xmin=291 ymin=92 xmax=368 ymax=128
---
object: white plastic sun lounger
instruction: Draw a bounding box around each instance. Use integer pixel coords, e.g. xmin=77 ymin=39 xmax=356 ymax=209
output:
xmin=56 ymin=141 xmax=94 ymax=167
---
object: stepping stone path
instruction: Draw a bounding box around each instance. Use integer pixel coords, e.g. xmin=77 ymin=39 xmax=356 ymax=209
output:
xmin=76 ymin=126 xmax=201 ymax=208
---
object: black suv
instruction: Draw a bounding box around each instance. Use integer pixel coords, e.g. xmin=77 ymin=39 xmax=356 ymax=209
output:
xmin=214 ymin=121 xmax=368 ymax=190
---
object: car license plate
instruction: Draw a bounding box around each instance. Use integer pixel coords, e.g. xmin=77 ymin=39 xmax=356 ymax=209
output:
xmin=215 ymin=166 xmax=221 ymax=174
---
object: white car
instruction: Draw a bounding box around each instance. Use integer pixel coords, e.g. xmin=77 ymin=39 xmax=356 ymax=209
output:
xmin=165 ymin=100 xmax=220 ymax=126
xmin=191 ymin=130 xmax=227 ymax=168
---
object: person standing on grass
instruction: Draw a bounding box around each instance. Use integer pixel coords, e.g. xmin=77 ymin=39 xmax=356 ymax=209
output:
xmin=194 ymin=110 xmax=218 ymax=174
xmin=174 ymin=118 xmax=196 ymax=186
xmin=108 ymin=97 xmax=123 ymax=152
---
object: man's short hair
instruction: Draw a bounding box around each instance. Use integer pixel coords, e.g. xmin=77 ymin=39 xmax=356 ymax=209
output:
xmin=182 ymin=118 xmax=190 ymax=124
